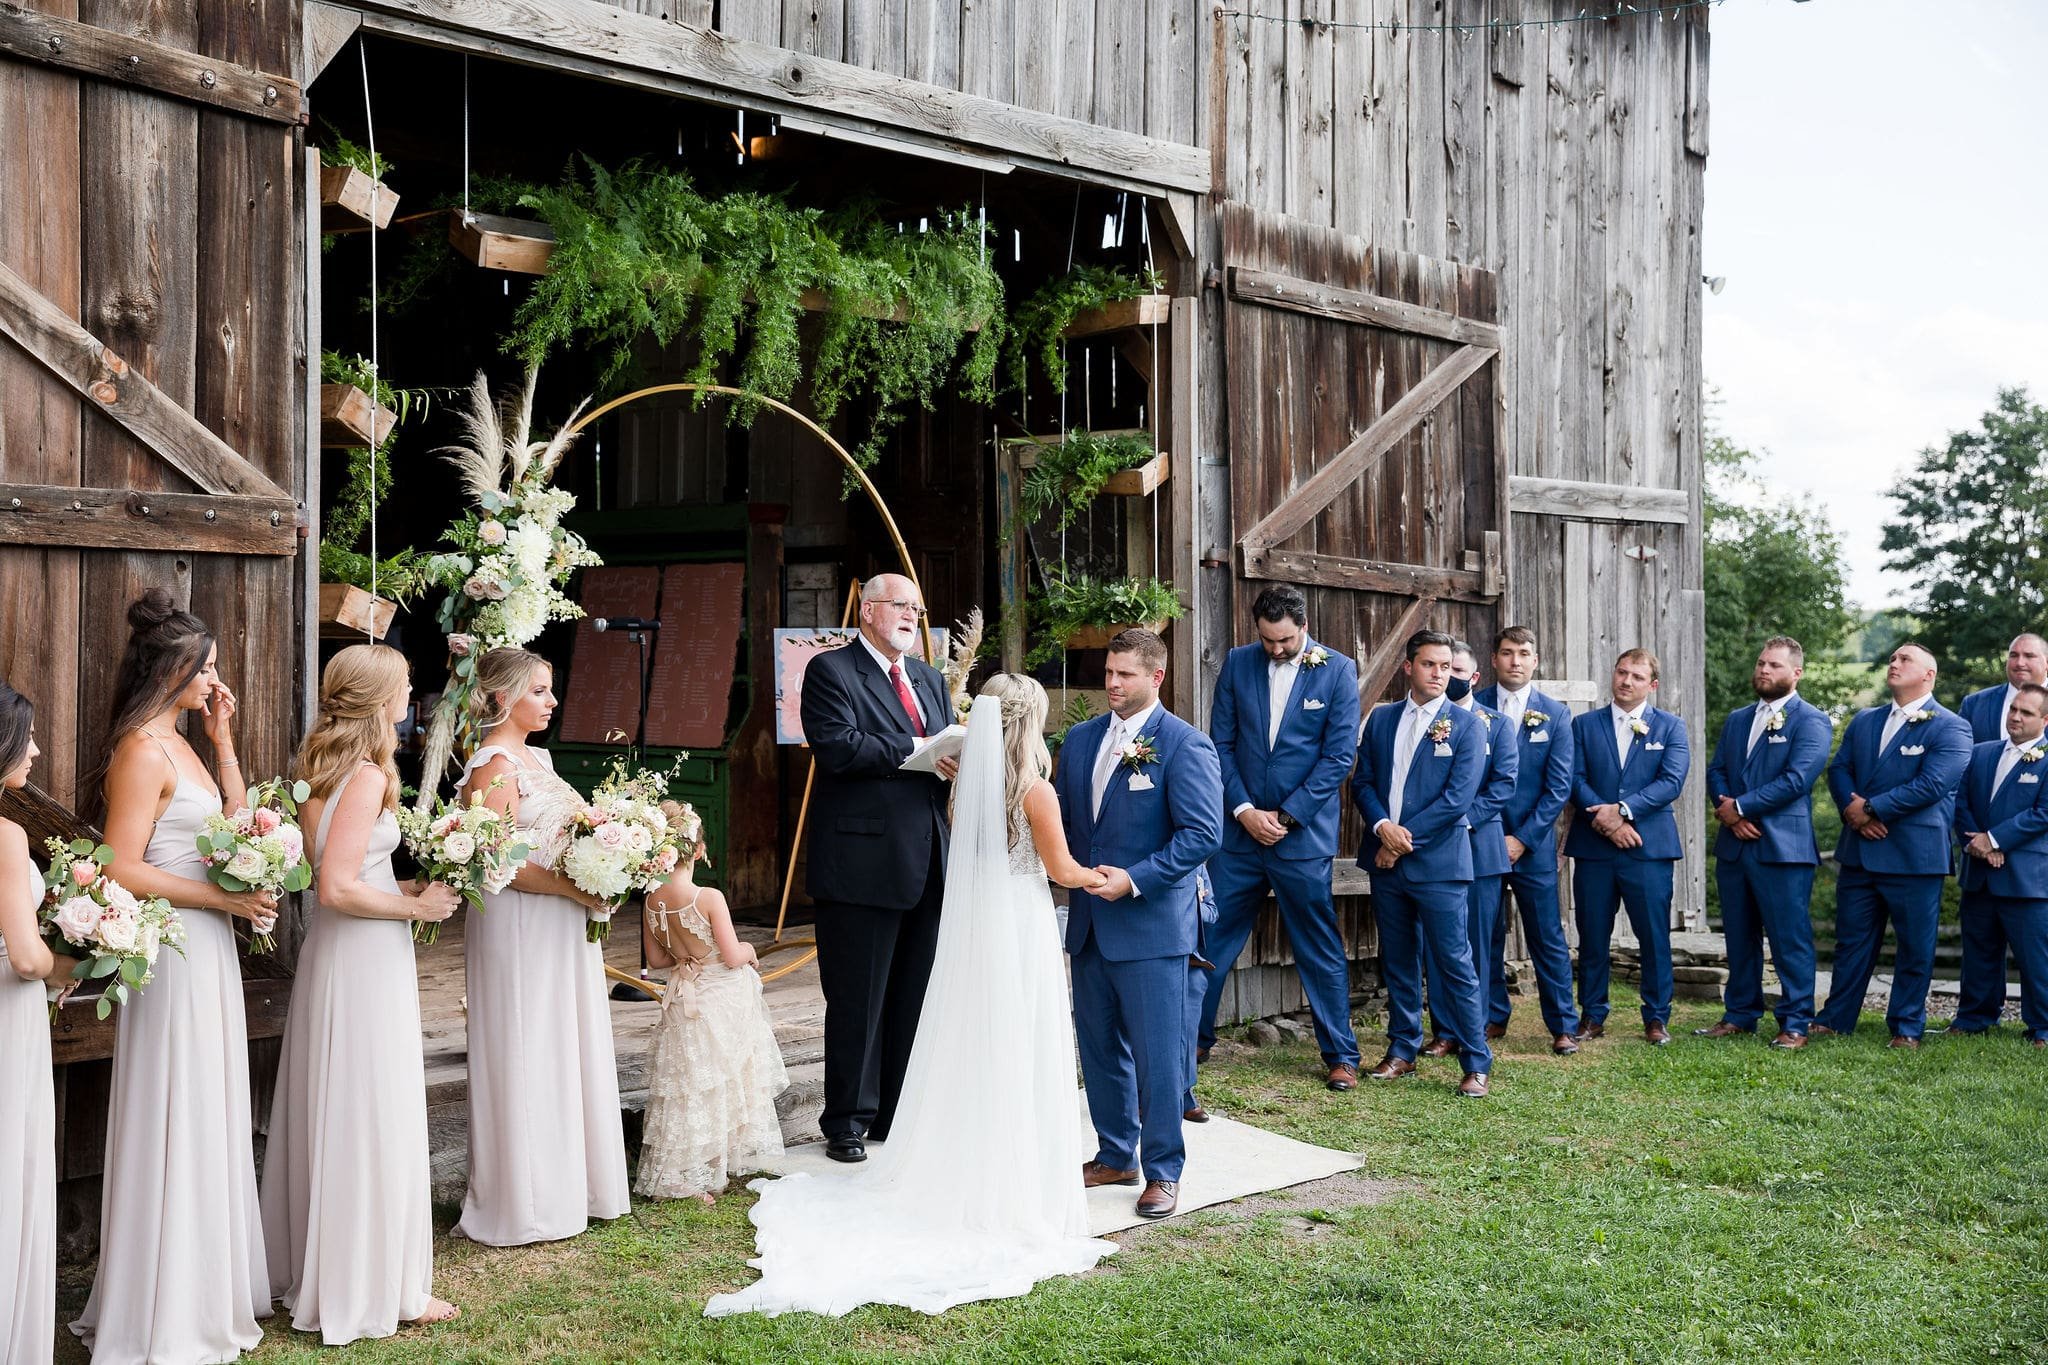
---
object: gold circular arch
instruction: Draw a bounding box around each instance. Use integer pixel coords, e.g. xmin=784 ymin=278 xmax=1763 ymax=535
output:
xmin=569 ymin=383 xmax=935 ymax=986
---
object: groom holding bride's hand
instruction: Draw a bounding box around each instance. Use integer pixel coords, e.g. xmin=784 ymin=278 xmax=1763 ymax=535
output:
xmin=1058 ymin=629 xmax=1223 ymax=1220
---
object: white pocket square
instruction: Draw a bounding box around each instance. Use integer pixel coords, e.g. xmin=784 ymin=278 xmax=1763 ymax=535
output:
xmin=1433 ymin=742 xmax=1454 ymax=757
xmin=1128 ymin=773 xmax=1155 ymax=792
xmin=2022 ymin=773 xmax=2041 ymax=785
xmin=1900 ymin=745 xmax=1926 ymax=756
xmin=1529 ymin=732 xmax=1550 ymax=743
xmin=1303 ymin=698 xmax=1326 ymax=710
xmin=1767 ymin=734 xmax=1789 ymax=744
xmin=1645 ymin=742 xmax=1666 ymax=751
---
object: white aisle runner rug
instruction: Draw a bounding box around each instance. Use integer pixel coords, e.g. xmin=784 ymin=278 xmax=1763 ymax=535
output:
xmin=758 ymin=1094 xmax=1362 ymax=1236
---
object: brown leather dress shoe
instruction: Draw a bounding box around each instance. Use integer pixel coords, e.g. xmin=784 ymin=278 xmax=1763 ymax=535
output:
xmin=1551 ymin=1033 xmax=1580 ymax=1056
xmin=1771 ymin=1031 xmax=1807 ymax=1050
xmin=1457 ymin=1072 xmax=1490 ymax=1098
xmin=1888 ymin=1035 xmax=1920 ymax=1050
xmin=1366 ymin=1054 xmax=1416 ymax=1081
xmin=1196 ymin=1045 xmax=1211 ymax=1064
xmin=1135 ymin=1180 xmax=1179 ymax=1219
xmin=2032 ymin=1038 xmax=2047 ymax=1049
xmin=1808 ymin=1024 xmax=1840 ymax=1038
xmin=1183 ymin=1105 xmax=1210 ymax=1123
xmin=1693 ymin=1021 xmax=1752 ymax=1038
xmin=1573 ymin=1022 xmax=1605 ymax=1040
xmin=1326 ymin=1064 xmax=1359 ymax=1091
xmin=1645 ymin=1023 xmax=1672 ymax=1046
xmin=1420 ymin=1037 xmax=1456 ymax=1059
xmin=1082 ymin=1161 xmax=1141 ymax=1188
xmin=1484 ymin=1022 xmax=1507 ymax=1041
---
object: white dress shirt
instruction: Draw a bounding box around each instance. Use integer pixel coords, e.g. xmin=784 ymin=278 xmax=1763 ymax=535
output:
xmin=1381 ymin=695 xmax=1446 ymax=831
xmin=1233 ymin=653 xmax=1303 ymax=820
xmin=1878 ymin=692 xmax=1935 ymax=752
xmin=1091 ymin=700 xmax=1159 ymax=820
xmin=1746 ymin=692 xmax=1798 ymax=756
xmin=1613 ymin=701 xmax=1649 ymax=765
xmin=1495 ymin=683 xmax=1532 ymax=726
xmin=858 ymin=633 xmax=927 ymax=732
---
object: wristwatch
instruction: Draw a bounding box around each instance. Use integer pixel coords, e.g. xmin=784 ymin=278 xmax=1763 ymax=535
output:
xmin=1277 ymin=811 xmax=1299 ymax=830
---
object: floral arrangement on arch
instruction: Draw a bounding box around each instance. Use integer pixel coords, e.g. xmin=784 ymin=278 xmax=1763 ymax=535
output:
xmin=414 ymin=367 xmax=603 ymax=810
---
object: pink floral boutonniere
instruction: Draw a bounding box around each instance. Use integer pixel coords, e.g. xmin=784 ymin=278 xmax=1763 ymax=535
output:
xmin=1119 ymin=735 xmax=1160 ymax=771
xmin=1523 ymin=710 xmax=1547 ymax=731
xmin=1300 ymin=646 xmax=1330 ymax=669
xmin=1426 ymin=715 xmax=1454 ymax=745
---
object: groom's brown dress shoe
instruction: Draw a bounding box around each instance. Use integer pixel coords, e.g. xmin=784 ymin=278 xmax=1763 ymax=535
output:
xmin=1888 ymin=1035 xmax=1920 ymax=1050
xmin=1183 ymin=1105 xmax=1210 ymax=1123
xmin=1644 ymin=1022 xmax=1672 ymax=1046
xmin=1457 ymin=1072 xmax=1489 ymax=1099
xmin=1771 ymin=1031 xmax=1808 ymax=1050
xmin=1082 ymin=1161 xmax=1141 ymax=1188
xmin=1807 ymin=1024 xmax=1840 ymax=1038
xmin=1326 ymin=1064 xmax=1359 ymax=1091
xmin=1135 ymin=1181 xmax=1179 ymax=1219
xmin=1551 ymin=1033 xmax=1580 ymax=1056
xmin=1573 ymin=1022 xmax=1605 ymax=1040
xmin=1694 ymin=1021 xmax=1751 ymax=1038
xmin=1366 ymin=1054 xmax=1415 ymax=1081
xmin=1420 ymin=1038 xmax=1456 ymax=1059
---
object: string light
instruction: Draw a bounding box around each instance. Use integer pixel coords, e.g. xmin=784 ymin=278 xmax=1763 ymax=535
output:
xmin=1219 ymin=0 xmax=1724 ymax=34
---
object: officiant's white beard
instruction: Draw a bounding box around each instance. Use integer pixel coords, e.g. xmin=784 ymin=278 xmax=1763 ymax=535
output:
xmin=884 ymin=620 xmax=918 ymax=652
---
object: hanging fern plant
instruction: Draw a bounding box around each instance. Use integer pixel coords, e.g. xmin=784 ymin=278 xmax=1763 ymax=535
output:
xmin=1003 ymin=263 xmax=1162 ymax=396
xmin=317 ymin=351 xmax=437 ymax=604
xmin=1018 ymin=429 xmax=1157 ymax=532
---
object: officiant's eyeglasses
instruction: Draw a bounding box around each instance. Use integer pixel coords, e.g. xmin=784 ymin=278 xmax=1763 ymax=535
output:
xmin=876 ymin=599 xmax=928 ymax=619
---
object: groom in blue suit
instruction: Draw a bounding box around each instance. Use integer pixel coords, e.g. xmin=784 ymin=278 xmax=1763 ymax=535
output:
xmin=1697 ymin=636 xmax=1834 ymax=1047
xmin=1813 ymin=643 xmax=1972 ymax=1046
xmin=1351 ymin=630 xmax=1493 ymax=1096
xmin=1058 ymin=628 xmax=1223 ymax=1220
xmin=1196 ymin=585 xmax=1363 ymax=1091
xmin=1952 ymin=681 xmax=2048 ymax=1044
xmin=1567 ymin=649 xmax=1691 ymax=1044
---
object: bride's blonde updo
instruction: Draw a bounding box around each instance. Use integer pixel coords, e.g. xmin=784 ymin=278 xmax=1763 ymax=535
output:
xmin=976 ymin=673 xmax=1051 ymax=823
xmin=293 ymin=644 xmax=408 ymax=811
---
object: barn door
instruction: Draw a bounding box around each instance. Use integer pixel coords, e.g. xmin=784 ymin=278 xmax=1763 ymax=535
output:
xmin=1222 ymin=203 xmax=1507 ymax=703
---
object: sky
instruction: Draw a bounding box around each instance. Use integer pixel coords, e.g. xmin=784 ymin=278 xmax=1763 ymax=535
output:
xmin=1701 ymin=0 xmax=2048 ymax=611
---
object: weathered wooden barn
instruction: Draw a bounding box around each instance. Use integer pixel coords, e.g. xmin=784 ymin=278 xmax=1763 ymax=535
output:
xmin=0 ymin=0 xmax=1707 ymax=1234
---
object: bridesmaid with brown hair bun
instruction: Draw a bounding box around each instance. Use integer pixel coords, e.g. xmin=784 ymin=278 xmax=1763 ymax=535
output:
xmin=260 ymin=644 xmax=461 ymax=1344
xmin=73 ymin=589 xmax=277 ymax=1365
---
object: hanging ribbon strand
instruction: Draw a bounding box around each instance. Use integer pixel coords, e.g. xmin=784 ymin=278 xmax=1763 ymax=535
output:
xmin=1220 ymin=0 xmax=1724 ymax=32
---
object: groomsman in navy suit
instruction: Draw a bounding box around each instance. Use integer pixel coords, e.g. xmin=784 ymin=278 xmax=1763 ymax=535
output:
xmin=1058 ymin=629 xmax=1223 ymax=1219
xmin=1196 ymin=585 xmax=1364 ymax=1091
xmin=1566 ymin=649 xmax=1691 ymax=1045
xmin=1950 ymin=681 xmax=2048 ymax=1044
xmin=1813 ymin=644 xmax=1972 ymax=1047
xmin=1957 ymin=633 xmax=2048 ymax=742
xmin=1695 ymin=637 xmax=1834 ymax=1048
xmin=1476 ymin=626 xmax=1582 ymax=1053
xmin=1421 ymin=641 xmax=1517 ymax=1059
xmin=1351 ymin=630 xmax=1493 ymax=1096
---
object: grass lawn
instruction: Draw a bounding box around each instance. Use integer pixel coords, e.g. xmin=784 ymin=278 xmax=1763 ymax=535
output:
xmin=59 ymin=991 xmax=2048 ymax=1364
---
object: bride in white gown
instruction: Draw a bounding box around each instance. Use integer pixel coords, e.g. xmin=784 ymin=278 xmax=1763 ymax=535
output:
xmin=707 ymin=674 xmax=1118 ymax=1317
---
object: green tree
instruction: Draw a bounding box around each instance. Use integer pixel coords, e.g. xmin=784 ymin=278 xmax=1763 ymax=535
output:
xmin=1703 ymin=427 xmax=1859 ymax=726
xmin=1880 ymin=386 xmax=2048 ymax=696
xmin=1858 ymin=607 xmax=1920 ymax=665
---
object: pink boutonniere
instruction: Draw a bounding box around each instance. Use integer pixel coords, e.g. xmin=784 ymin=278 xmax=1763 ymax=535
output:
xmin=1119 ymin=735 xmax=1160 ymax=771
xmin=1426 ymin=715 xmax=1454 ymax=745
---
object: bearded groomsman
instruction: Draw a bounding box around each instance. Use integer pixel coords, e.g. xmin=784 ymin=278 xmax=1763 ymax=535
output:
xmin=1476 ymin=626 xmax=1582 ymax=1053
xmin=1567 ymin=649 xmax=1692 ymax=1045
xmin=1196 ymin=585 xmax=1364 ymax=1091
xmin=1949 ymin=681 xmax=2048 ymax=1044
xmin=1421 ymin=641 xmax=1517 ymax=1060
xmin=1958 ymin=634 xmax=2048 ymax=742
xmin=1812 ymin=644 xmax=1972 ymax=1047
xmin=1351 ymin=630 xmax=1492 ymax=1097
xmin=1696 ymin=637 xmax=1834 ymax=1048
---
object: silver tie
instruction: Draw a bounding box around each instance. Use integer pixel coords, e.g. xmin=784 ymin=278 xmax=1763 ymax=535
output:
xmin=1388 ymin=704 xmax=1421 ymax=827
xmin=1091 ymin=719 xmax=1125 ymax=819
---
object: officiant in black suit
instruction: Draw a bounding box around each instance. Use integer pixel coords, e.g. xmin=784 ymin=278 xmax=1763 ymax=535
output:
xmin=800 ymin=573 xmax=957 ymax=1163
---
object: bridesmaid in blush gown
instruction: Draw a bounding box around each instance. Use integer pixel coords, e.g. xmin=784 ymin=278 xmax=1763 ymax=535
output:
xmin=73 ymin=590 xmax=279 ymax=1365
xmin=260 ymin=645 xmax=461 ymax=1343
xmin=454 ymin=646 xmax=629 ymax=1246
xmin=0 ymin=685 xmax=78 ymax=1365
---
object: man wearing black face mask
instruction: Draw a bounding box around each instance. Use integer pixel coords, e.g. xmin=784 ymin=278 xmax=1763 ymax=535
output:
xmin=1422 ymin=641 xmax=1519 ymax=1059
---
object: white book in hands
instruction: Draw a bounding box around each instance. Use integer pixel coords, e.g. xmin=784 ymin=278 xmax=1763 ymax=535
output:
xmin=898 ymin=724 xmax=969 ymax=774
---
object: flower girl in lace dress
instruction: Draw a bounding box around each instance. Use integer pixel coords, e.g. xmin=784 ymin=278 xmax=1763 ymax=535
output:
xmin=635 ymin=802 xmax=787 ymax=1203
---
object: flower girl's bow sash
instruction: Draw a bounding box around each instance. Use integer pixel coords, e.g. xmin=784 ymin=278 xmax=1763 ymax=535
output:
xmin=661 ymin=957 xmax=704 ymax=1020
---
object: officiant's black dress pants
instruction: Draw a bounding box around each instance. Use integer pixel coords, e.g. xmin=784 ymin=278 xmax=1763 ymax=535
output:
xmin=813 ymin=843 xmax=945 ymax=1141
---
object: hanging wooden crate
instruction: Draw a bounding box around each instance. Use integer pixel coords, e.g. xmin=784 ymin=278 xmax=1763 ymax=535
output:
xmin=1062 ymin=619 xmax=1171 ymax=651
xmin=319 ymin=383 xmax=396 ymax=448
xmin=449 ymin=210 xmax=556 ymax=275
xmin=318 ymin=582 xmax=397 ymax=640
xmin=319 ymin=164 xmax=398 ymax=231
xmin=1061 ymin=294 xmax=1171 ymax=340
xmin=1006 ymin=433 xmax=1172 ymax=496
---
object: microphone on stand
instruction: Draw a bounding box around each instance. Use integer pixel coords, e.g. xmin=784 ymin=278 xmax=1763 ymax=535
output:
xmin=592 ymin=616 xmax=661 ymax=632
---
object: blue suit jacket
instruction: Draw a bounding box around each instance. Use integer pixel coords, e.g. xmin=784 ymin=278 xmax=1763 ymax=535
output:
xmin=1349 ymin=699 xmax=1486 ymax=885
xmin=1463 ymin=703 xmax=1519 ymax=878
xmin=1475 ymin=685 xmax=1574 ymax=874
xmin=1210 ymin=640 xmax=1362 ymax=861
xmin=1954 ymin=739 xmax=2048 ymax=897
xmin=1704 ymin=695 xmax=1833 ymax=865
xmin=1826 ymin=701 xmax=1972 ymax=876
xmin=1057 ymin=707 xmax=1224 ymax=962
xmin=1565 ymin=705 xmax=1691 ymax=862
xmin=1958 ymin=685 xmax=2010 ymax=744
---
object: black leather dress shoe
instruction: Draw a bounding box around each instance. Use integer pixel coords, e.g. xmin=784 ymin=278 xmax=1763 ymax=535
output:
xmin=825 ymin=1134 xmax=867 ymax=1163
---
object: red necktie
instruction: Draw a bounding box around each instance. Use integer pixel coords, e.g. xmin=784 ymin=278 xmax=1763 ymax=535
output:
xmin=890 ymin=662 xmax=926 ymax=738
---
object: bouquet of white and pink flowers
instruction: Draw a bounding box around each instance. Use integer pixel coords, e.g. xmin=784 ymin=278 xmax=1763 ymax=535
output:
xmin=556 ymin=758 xmax=685 ymax=943
xmin=39 ymin=837 xmax=185 ymax=1020
xmin=395 ymin=781 xmax=532 ymax=945
xmin=195 ymin=777 xmax=314 ymax=953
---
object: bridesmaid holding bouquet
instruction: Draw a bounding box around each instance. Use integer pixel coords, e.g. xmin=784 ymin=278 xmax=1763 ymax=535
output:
xmin=73 ymin=590 xmax=278 ymax=1365
xmin=260 ymin=644 xmax=461 ymax=1343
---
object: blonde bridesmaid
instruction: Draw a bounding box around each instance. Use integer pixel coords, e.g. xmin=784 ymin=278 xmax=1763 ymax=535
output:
xmin=260 ymin=645 xmax=460 ymax=1342
xmin=455 ymin=646 xmax=630 ymax=1245
xmin=0 ymin=684 xmax=76 ymax=1365
xmin=73 ymin=590 xmax=277 ymax=1365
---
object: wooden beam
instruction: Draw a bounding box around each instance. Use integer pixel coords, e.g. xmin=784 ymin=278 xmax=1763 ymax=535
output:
xmin=1229 ymin=265 xmax=1502 ymax=348
xmin=1247 ymin=547 xmax=1493 ymax=605
xmin=344 ymin=0 xmax=1210 ymax=193
xmin=1354 ymin=595 xmax=1436 ymax=709
xmin=0 ymin=1 xmax=302 ymax=125
xmin=0 ymin=262 xmax=290 ymax=500
xmin=0 ymin=484 xmax=299 ymax=555
xmin=305 ymin=0 xmax=364 ymax=80
xmin=1508 ymin=475 xmax=1690 ymax=525
xmin=1062 ymin=295 xmax=1172 ymax=339
xmin=1238 ymin=342 xmax=1494 ymax=554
